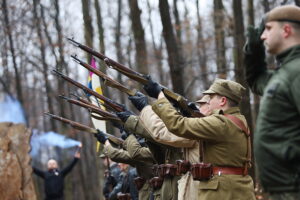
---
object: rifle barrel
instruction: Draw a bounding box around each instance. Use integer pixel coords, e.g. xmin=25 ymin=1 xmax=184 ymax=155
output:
xmin=44 ymin=112 xmax=123 ymax=145
xmin=71 ymin=55 xmax=136 ymax=96
xmin=52 ymin=70 xmax=124 ymax=112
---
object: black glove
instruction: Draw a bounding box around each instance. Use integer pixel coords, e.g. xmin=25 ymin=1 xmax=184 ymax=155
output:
xmin=116 ymin=110 xmax=135 ymax=122
xmin=128 ymin=92 xmax=149 ymax=111
xmin=187 ymin=102 xmax=199 ymax=111
xmin=94 ymin=129 xmax=108 ymax=144
xmin=121 ymin=130 xmax=131 ymax=140
xmin=244 ymin=20 xmax=266 ymax=85
xmin=143 ymin=75 xmax=162 ymax=99
xmin=244 ymin=20 xmax=265 ymax=54
xmin=107 ymin=175 xmax=117 ymax=187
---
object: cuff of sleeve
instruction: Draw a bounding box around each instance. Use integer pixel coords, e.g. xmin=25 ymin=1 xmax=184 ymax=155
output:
xmin=152 ymin=97 xmax=170 ymax=114
xmin=124 ymin=115 xmax=139 ymax=133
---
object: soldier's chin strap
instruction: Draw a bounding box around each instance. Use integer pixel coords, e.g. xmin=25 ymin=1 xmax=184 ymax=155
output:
xmin=224 ymin=114 xmax=251 ymax=176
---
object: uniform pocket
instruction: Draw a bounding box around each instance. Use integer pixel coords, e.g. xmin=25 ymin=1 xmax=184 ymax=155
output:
xmin=198 ymin=178 xmax=219 ymax=190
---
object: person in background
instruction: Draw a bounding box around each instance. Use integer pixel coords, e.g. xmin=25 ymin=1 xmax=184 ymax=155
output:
xmin=100 ymin=154 xmax=121 ymax=200
xmin=244 ymin=5 xmax=300 ymax=200
xmin=32 ymin=143 xmax=81 ymax=200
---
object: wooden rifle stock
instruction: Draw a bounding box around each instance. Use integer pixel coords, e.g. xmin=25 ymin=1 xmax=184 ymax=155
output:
xmin=67 ymin=38 xmax=204 ymax=118
xmin=44 ymin=112 xmax=124 ymax=146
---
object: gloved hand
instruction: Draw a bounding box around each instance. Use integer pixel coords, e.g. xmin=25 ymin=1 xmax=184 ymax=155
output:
xmin=143 ymin=75 xmax=162 ymax=99
xmin=121 ymin=130 xmax=131 ymax=140
xmin=187 ymin=102 xmax=199 ymax=111
xmin=94 ymin=129 xmax=108 ymax=144
xmin=128 ymin=92 xmax=149 ymax=111
xmin=116 ymin=110 xmax=135 ymax=122
xmin=106 ymin=175 xmax=117 ymax=187
xmin=244 ymin=20 xmax=265 ymax=54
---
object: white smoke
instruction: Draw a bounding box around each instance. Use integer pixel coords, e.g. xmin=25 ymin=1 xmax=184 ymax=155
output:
xmin=0 ymin=95 xmax=26 ymax=124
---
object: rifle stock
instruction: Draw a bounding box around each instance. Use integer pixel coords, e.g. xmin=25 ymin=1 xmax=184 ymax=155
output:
xmin=67 ymin=38 xmax=204 ymax=118
xmin=44 ymin=112 xmax=124 ymax=146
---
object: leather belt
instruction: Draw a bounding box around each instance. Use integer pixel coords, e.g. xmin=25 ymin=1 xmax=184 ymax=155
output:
xmin=213 ymin=166 xmax=246 ymax=175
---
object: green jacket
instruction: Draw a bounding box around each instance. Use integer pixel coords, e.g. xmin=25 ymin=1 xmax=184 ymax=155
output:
xmin=246 ymin=45 xmax=300 ymax=192
xmin=152 ymin=98 xmax=255 ymax=200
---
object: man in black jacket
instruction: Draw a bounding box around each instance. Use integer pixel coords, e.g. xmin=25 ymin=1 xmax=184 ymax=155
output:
xmin=32 ymin=144 xmax=81 ymax=200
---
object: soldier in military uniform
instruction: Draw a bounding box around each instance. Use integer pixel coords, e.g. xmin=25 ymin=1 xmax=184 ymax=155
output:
xmin=95 ymin=130 xmax=155 ymax=200
xmin=143 ymin=78 xmax=255 ymax=200
xmin=124 ymin=93 xmax=210 ymax=200
xmin=244 ymin=5 xmax=300 ymax=200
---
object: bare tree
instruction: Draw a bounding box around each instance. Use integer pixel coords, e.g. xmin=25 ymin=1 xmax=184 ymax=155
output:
xmin=196 ymin=0 xmax=209 ymax=90
xmin=128 ymin=0 xmax=149 ymax=74
xmin=146 ymin=0 xmax=164 ymax=85
xmin=232 ymin=0 xmax=253 ymax=132
xmin=33 ymin=0 xmax=56 ymax=131
xmin=2 ymin=0 xmax=25 ymax=113
xmin=213 ymin=0 xmax=227 ymax=79
xmin=159 ymin=0 xmax=185 ymax=95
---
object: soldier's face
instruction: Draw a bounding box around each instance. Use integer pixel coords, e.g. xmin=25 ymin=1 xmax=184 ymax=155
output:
xmin=261 ymin=21 xmax=283 ymax=55
xmin=207 ymin=94 xmax=223 ymax=112
xmin=199 ymin=103 xmax=210 ymax=116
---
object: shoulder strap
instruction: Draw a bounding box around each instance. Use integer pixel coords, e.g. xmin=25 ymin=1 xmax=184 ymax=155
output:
xmin=223 ymin=114 xmax=250 ymax=136
xmin=224 ymin=114 xmax=252 ymax=175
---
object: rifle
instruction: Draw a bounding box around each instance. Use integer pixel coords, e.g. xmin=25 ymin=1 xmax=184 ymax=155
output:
xmin=67 ymin=38 xmax=204 ymax=118
xmin=71 ymin=55 xmax=137 ymax=96
xmin=59 ymin=95 xmax=121 ymax=122
xmin=44 ymin=112 xmax=124 ymax=146
xmin=52 ymin=69 xmax=126 ymax=112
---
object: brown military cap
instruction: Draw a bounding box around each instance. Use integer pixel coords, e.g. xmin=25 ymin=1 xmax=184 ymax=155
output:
xmin=196 ymin=95 xmax=210 ymax=104
xmin=265 ymin=5 xmax=300 ymax=24
xmin=202 ymin=79 xmax=245 ymax=103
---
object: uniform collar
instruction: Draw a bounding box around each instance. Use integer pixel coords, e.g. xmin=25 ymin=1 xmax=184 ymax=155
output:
xmin=276 ymin=44 xmax=300 ymax=69
xmin=211 ymin=107 xmax=241 ymax=115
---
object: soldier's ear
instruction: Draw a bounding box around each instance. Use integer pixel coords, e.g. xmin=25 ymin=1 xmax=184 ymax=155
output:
xmin=282 ymin=24 xmax=292 ymax=38
xmin=219 ymin=96 xmax=227 ymax=106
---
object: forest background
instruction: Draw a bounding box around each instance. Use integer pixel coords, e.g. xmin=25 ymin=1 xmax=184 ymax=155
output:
xmin=1 ymin=0 xmax=299 ymax=199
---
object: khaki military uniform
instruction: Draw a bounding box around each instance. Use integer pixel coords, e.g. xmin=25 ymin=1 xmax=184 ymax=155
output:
xmin=104 ymin=136 xmax=155 ymax=200
xmin=152 ymin=98 xmax=256 ymax=200
xmin=124 ymin=118 xmax=164 ymax=200
xmin=126 ymin=115 xmax=181 ymax=200
xmin=139 ymin=105 xmax=200 ymax=200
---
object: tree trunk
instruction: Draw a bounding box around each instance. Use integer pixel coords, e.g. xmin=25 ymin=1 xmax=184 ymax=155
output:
xmin=81 ymin=0 xmax=94 ymax=61
xmin=295 ymin=0 xmax=300 ymax=6
xmin=128 ymin=0 xmax=149 ymax=74
xmin=213 ymin=0 xmax=227 ymax=79
xmin=158 ymin=0 xmax=185 ymax=95
xmin=2 ymin=0 xmax=25 ymax=116
xmin=196 ymin=0 xmax=209 ymax=90
xmin=173 ymin=0 xmax=182 ymax=46
xmin=146 ymin=0 xmax=164 ymax=85
xmin=33 ymin=0 xmax=56 ymax=131
xmin=232 ymin=0 xmax=253 ymax=144
xmin=115 ymin=0 xmax=127 ymax=105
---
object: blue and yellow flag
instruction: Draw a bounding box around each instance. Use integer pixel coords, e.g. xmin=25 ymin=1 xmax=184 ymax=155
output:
xmin=88 ymin=57 xmax=107 ymax=152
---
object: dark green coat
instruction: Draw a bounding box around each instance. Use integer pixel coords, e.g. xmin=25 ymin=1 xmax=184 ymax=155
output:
xmin=152 ymin=98 xmax=255 ymax=200
xmin=246 ymin=45 xmax=300 ymax=192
